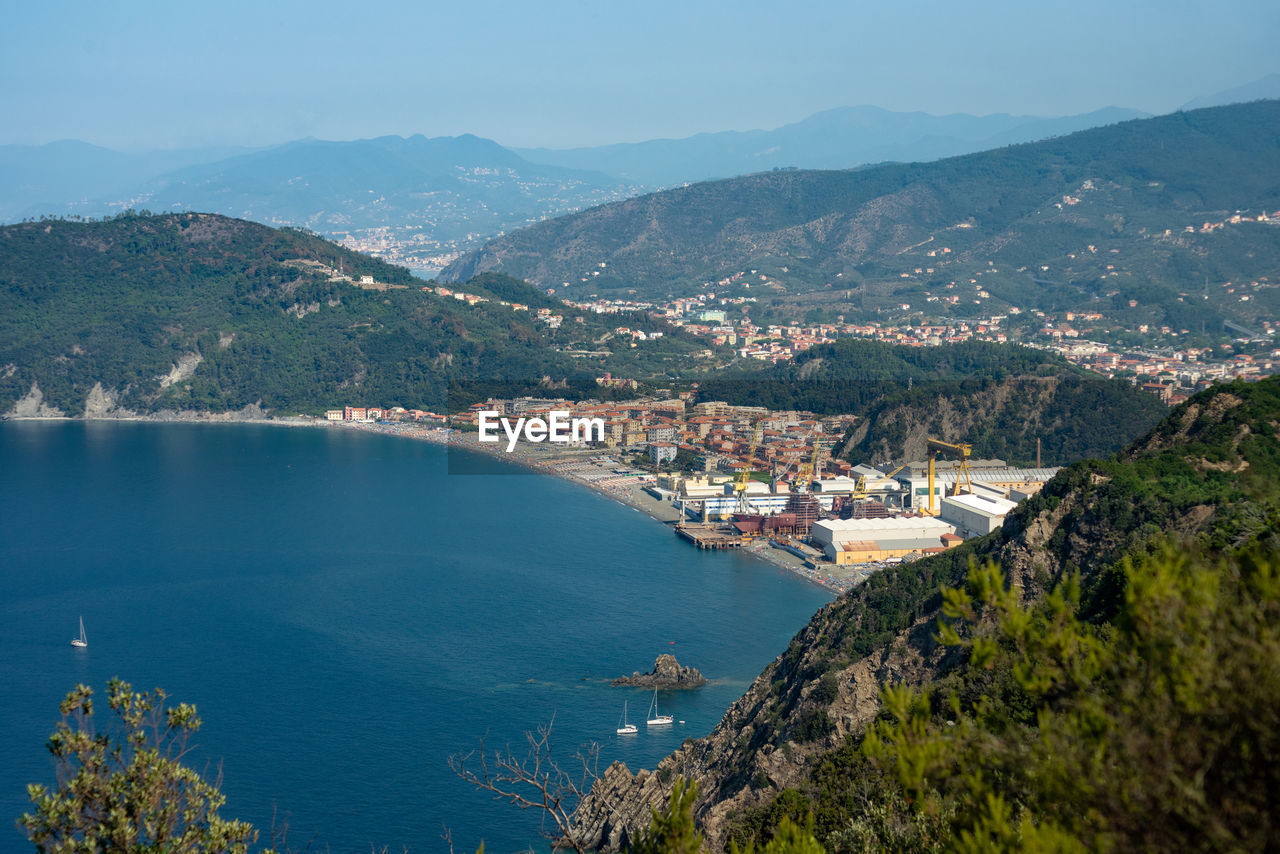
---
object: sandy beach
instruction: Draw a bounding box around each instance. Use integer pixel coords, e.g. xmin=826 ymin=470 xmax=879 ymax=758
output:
xmin=333 ymin=419 xmax=862 ymax=596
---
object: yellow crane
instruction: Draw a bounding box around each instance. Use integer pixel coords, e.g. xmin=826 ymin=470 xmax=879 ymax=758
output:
xmin=734 ymin=420 xmax=762 ymax=513
xmin=847 ymin=461 xmax=908 ymax=501
xmin=796 ymin=432 xmax=824 ymax=493
xmin=925 ymin=438 xmax=972 ymax=515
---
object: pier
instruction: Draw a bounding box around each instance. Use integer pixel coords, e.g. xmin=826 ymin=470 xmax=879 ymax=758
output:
xmin=676 ymin=524 xmax=746 ymax=550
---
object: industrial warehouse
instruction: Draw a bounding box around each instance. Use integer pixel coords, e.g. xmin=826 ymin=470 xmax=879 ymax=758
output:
xmin=656 ymin=434 xmax=1059 ymax=571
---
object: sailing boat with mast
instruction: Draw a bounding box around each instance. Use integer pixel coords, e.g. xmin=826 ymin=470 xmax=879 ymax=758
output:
xmin=616 ymin=700 xmax=637 ymax=735
xmin=646 ymin=689 xmax=673 ymax=726
xmin=70 ymin=616 xmax=87 ymax=648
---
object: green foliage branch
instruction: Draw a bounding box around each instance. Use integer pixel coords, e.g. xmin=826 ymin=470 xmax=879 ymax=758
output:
xmin=859 ymin=545 xmax=1280 ymax=851
xmin=20 ymin=678 xmax=263 ymax=853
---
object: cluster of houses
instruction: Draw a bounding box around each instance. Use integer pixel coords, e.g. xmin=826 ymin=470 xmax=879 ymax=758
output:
xmin=330 ymin=392 xmax=1067 ymax=568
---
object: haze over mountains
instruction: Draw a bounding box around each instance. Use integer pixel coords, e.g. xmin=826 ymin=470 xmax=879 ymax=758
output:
xmin=1181 ymin=71 xmax=1280 ymax=110
xmin=0 ymin=141 xmax=257 ymax=223
xmin=86 ymin=134 xmax=634 ymax=240
xmin=2 ymin=73 xmax=1274 ymax=275
xmin=0 ymin=102 xmax=1178 ymax=243
xmin=513 ymin=105 xmax=1149 ymax=187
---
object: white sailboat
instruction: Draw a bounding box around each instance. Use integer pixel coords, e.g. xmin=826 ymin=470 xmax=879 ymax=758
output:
xmin=616 ymin=700 xmax=637 ymax=735
xmin=646 ymin=689 xmax=673 ymax=726
xmin=71 ymin=616 xmax=87 ymax=648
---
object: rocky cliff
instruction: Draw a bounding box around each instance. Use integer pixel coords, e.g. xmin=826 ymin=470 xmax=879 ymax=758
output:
xmin=569 ymin=378 xmax=1280 ymax=850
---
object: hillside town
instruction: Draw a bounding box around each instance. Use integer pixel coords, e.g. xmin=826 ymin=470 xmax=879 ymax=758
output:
xmin=556 ymin=287 xmax=1279 ymax=404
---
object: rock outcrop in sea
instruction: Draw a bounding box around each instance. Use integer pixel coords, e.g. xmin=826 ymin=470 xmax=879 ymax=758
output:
xmin=611 ymin=654 xmax=707 ymax=689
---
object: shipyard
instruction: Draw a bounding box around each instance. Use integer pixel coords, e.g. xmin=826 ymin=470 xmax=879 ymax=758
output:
xmin=328 ymin=392 xmax=1061 ymax=593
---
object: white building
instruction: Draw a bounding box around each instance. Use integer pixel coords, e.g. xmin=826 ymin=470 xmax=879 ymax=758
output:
xmin=940 ymin=492 xmax=1018 ymax=537
xmin=895 ymin=466 xmax=1061 ymax=510
xmin=648 ymin=442 xmax=678 ymax=466
xmin=810 ymin=516 xmax=958 ymax=564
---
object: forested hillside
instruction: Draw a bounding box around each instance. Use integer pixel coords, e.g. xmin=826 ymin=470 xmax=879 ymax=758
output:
xmin=0 ymin=214 xmax=718 ymax=417
xmin=697 ymin=339 xmax=1164 ymax=465
xmin=446 ymin=101 xmax=1280 ymax=338
xmin=698 ymin=339 xmax=1068 ymax=413
xmin=842 ymin=373 xmax=1167 ymax=465
xmin=572 ymin=377 xmax=1280 ymax=851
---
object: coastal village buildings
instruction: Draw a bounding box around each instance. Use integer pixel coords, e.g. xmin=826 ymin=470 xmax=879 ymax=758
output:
xmin=328 ymin=387 xmax=1071 ymax=582
xmin=559 ymin=286 xmax=1278 ymax=402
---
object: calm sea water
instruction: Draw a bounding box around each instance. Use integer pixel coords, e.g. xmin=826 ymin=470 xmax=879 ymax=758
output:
xmin=0 ymin=422 xmax=830 ymax=853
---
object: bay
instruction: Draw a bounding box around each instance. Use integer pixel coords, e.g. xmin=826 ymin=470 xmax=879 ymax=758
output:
xmin=0 ymin=422 xmax=830 ymax=852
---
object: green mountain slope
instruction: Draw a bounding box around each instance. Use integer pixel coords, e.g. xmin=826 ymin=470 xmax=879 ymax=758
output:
xmin=840 ymin=372 xmax=1168 ymax=466
xmin=570 ymin=377 xmax=1280 ymax=851
xmin=694 ymin=339 xmax=1165 ymax=465
xmin=445 ymin=102 xmax=1280 ymax=336
xmin=0 ymin=213 xmax=718 ymax=416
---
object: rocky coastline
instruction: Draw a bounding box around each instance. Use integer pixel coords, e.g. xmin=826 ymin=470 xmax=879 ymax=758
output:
xmin=612 ymin=654 xmax=707 ymax=689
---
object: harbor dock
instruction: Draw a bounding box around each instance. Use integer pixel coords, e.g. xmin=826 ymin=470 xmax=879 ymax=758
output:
xmin=676 ymin=524 xmax=746 ymax=550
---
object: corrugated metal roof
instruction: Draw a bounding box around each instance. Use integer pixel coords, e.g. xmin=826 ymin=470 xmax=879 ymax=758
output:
xmin=814 ymin=516 xmax=954 ymax=533
xmin=840 ymin=540 xmax=879 ymax=551
xmin=945 ymin=492 xmax=1018 ymax=515
xmin=876 ymin=537 xmax=949 ymax=551
xmin=899 ymin=467 xmax=1061 ymax=483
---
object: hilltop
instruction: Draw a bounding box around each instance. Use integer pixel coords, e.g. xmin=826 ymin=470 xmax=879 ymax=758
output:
xmin=0 ymin=135 xmax=642 ymax=277
xmin=85 ymin=134 xmax=633 ymax=241
xmin=0 ymin=213 xmax=719 ymax=417
xmin=445 ymin=101 xmax=1280 ymax=341
xmin=570 ymin=376 xmax=1280 ymax=850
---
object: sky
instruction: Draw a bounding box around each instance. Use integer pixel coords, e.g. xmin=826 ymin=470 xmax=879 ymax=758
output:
xmin=2 ymin=0 xmax=1277 ymax=152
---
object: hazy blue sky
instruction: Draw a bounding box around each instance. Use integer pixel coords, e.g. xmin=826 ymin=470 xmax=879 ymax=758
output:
xmin=2 ymin=0 xmax=1276 ymax=151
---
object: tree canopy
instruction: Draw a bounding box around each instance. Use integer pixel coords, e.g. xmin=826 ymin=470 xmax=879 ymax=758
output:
xmin=21 ymin=679 xmax=264 ymax=853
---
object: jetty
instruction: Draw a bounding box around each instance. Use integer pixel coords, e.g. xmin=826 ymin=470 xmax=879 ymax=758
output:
xmin=676 ymin=524 xmax=746 ymax=550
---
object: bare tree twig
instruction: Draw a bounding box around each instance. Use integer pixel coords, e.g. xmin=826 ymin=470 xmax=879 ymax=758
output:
xmin=449 ymin=715 xmax=600 ymax=854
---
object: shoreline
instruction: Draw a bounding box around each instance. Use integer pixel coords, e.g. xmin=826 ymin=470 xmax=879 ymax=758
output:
xmin=336 ymin=420 xmax=858 ymax=596
xmin=5 ymin=413 xmax=857 ymax=595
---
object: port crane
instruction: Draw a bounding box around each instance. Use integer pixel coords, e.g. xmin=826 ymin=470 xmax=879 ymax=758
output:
xmin=925 ymin=438 xmax=973 ymax=515
xmin=734 ymin=420 xmax=763 ymax=514
xmin=852 ymin=461 xmax=908 ymax=500
xmin=795 ymin=431 xmax=824 ymax=493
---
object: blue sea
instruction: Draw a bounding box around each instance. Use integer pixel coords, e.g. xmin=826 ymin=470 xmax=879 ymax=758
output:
xmin=0 ymin=422 xmax=830 ymax=853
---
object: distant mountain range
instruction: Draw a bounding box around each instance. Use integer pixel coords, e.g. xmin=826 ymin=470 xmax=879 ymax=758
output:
xmin=87 ymin=134 xmax=636 ymax=242
xmin=4 ymin=76 xmax=1275 ymax=261
xmin=443 ymin=100 xmax=1280 ymax=338
xmin=0 ymin=135 xmax=639 ymax=248
xmin=0 ymin=140 xmax=257 ymax=223
xmin=514 ymin=106 xmax=1149 ymax=187
xmin=0 ymin=105 xmax=1157 ymax=245
xmin=1181 ymin=72 xmax=1280 ymax=111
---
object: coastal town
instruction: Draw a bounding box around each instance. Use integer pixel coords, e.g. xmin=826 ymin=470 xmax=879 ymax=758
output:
xmin=327 ymin=393 xmax=1061 ymax=595
xmin=557 ymin=287 xmax=1279 ymax=406
xmin=330 ymin=201 xmax=1280 ymax=410
xmin=394 ymin=266 xmax=1279 ymax=407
